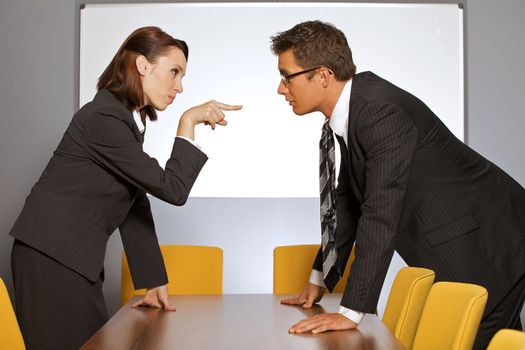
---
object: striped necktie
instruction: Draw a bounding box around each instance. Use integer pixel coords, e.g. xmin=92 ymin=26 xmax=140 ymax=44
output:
xmin=319 ymin=119 xmax=338 ymax=281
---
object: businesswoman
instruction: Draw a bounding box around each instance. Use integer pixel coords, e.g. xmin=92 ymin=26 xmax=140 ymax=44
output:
xmin=9 ymin=26 xmax=241 ymax=350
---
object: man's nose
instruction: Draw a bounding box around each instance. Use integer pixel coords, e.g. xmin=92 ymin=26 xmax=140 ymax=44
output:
xmin=277 ymin=79 xmax=288 ymax=95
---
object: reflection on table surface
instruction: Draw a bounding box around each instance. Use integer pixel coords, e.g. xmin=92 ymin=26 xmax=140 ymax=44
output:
xmin=81 ymin=294 xmax=405 ymax=350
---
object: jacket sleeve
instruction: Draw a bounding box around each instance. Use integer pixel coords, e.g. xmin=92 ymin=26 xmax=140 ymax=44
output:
xmin=340 ymin=100 xmax=418 ymax=313
xmin=119 ymin=191 xmax=168 ymax=289
xmin=70 ymin=107 xmax=208 ymax=205
xmin=67 ymin=103 xmax=207 ymax=288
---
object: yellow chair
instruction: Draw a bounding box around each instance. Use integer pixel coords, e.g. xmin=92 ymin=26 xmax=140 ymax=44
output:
xmin=0 ymin=278 xmax=25 ymax=350
xmin=412 ymin=281 xmax=488 ymax=350
xmin=121 ymin=245 xmax=223 ymax=306
xmin=382 ymin=267 xmax=435 ymax=349
xmin=487 ymin=329 xmax=525 ymax=350
xmin=273 ymin=244 xmax=355 ymax=294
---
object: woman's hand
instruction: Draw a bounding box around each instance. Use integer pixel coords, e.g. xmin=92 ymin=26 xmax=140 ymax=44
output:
xmin=177 ymin=100 xmax=242 ymax=139
xmin=132 ymin=284 xmax=176 ymax=311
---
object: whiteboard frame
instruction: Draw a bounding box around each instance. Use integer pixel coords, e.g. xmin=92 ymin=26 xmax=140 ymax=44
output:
xmin=78 ymin=2 xmax=465 ymax=198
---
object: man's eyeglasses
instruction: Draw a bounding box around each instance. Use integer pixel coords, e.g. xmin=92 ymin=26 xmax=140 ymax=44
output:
xmin=280 ymin=65 xmax=324 ymax=86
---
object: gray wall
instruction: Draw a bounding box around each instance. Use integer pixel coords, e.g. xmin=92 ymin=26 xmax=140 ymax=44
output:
xmin=1 ymin=0 xmax=524 ymax=326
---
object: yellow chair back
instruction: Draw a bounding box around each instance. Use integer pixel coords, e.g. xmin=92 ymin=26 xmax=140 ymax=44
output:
xmin=382 ymin=267 xmax=435 ymax=349
xmin=121 ymin=245 xmax=223 ymax=306
xmin=487 ymin=329 xmax=525 ymax=350
xmin=273 ymin=244 xmax=355 ymax=294
xmin=0 ymin=278 xmax=25 ymax=349
xmin=412 ymin=281 xmax=488 ymax=350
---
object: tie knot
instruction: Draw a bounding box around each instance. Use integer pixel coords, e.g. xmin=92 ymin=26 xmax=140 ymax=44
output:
xmin=321 ymin=119 xmax=334 ymax=149
xmin=323 ymin=118 xmax=332 ymax=132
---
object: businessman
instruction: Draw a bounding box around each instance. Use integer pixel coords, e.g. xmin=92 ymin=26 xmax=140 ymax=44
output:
xmin=271 ymin=20 xmax=525 ymax=349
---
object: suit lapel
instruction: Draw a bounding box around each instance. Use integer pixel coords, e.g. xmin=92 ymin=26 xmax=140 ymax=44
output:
xmin=131 ymin=114 xmax=145 ymax=143
xmin=336 ymin=130 xmax=364 ymax=204
xmin=344 ymin=74 xmax=368 ymax=204
xmin=137 ymin=126 xmax=145 ymax=144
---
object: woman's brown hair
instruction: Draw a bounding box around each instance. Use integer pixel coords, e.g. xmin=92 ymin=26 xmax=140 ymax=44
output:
xmin=97 ymin=26 xmax=188 ymax=122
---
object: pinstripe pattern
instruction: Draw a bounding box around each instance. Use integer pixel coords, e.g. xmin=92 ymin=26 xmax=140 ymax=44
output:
xmin=312 ymin=72 xmax=525 ymax=324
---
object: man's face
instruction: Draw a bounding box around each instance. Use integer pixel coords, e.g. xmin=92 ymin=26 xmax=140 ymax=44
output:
xmin=277 ymin=49 xmax=324 ymax=116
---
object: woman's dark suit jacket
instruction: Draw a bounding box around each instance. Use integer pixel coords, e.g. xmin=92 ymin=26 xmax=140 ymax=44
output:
xmin=314 ymin=72 xmax=525 ymax=316
xmin=9 ymin=89 xmax=207 ymax=288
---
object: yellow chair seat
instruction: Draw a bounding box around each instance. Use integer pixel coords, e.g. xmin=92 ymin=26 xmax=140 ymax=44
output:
xmin=273 ymin=244 xmax=355 ymax=294
xmin=382 ymin=267 xmax=435 ymax=349
xmin=0 ymin=278 xmax=26 ymax=349
xmin=412 ymin=281 xmax=488 ymax=350
xmin=121 ymin=245 xmax=223 ymax=306
xmin=487 ymin=329 xmax=525 ymax=350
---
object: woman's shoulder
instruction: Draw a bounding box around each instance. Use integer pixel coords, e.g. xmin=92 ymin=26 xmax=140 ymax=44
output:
xmin=89 ymin=89 xmax=132 ymax=121
xmin=71 ymin=89 xmax=137 ymax=139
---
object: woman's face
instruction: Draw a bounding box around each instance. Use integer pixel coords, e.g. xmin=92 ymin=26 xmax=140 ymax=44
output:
xmin=140 ymin=47 xmax=187 ymax=111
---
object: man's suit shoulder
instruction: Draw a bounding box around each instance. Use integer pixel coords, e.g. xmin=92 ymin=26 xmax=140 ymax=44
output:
xmin=352 ymin=71 xmax=402 ymax=98
xmin=350 ymin=71 xmax=403 ymax=112
xmin=351 ymin=71 xmax=429 ymax=118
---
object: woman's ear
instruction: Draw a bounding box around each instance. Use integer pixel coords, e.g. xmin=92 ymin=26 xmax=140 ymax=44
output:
xmin=135 ymin=55 xmax=150 ymax=76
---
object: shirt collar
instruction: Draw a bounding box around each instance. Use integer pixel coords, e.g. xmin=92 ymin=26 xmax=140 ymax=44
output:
xmin=133 ymin=110 xmax=145 ymax=134
xmin=329 ymin=79 xmax=352 ymax=137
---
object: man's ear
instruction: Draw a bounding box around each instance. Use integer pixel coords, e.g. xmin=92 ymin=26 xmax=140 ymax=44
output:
xmin=135 ymin=55 xmax=149 ymax=76
xmin=320 ymin=67 xmax=333 ymax=88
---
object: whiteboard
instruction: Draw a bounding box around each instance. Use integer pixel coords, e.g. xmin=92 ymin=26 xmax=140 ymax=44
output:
xmin=80 ymin=3 xmax=464 ymax=197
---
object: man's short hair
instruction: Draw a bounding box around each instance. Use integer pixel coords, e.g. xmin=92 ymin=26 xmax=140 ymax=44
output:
xmin=271 ymin=20 xmax=356 ymax=81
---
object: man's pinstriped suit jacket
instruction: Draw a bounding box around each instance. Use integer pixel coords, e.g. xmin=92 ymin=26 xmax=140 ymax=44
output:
xmin=313 ymin=71 xmax=525 ymax=316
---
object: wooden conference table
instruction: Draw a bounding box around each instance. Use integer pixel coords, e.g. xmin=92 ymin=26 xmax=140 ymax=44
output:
xmin=81 ymin=294 xmax=405 ymax=350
